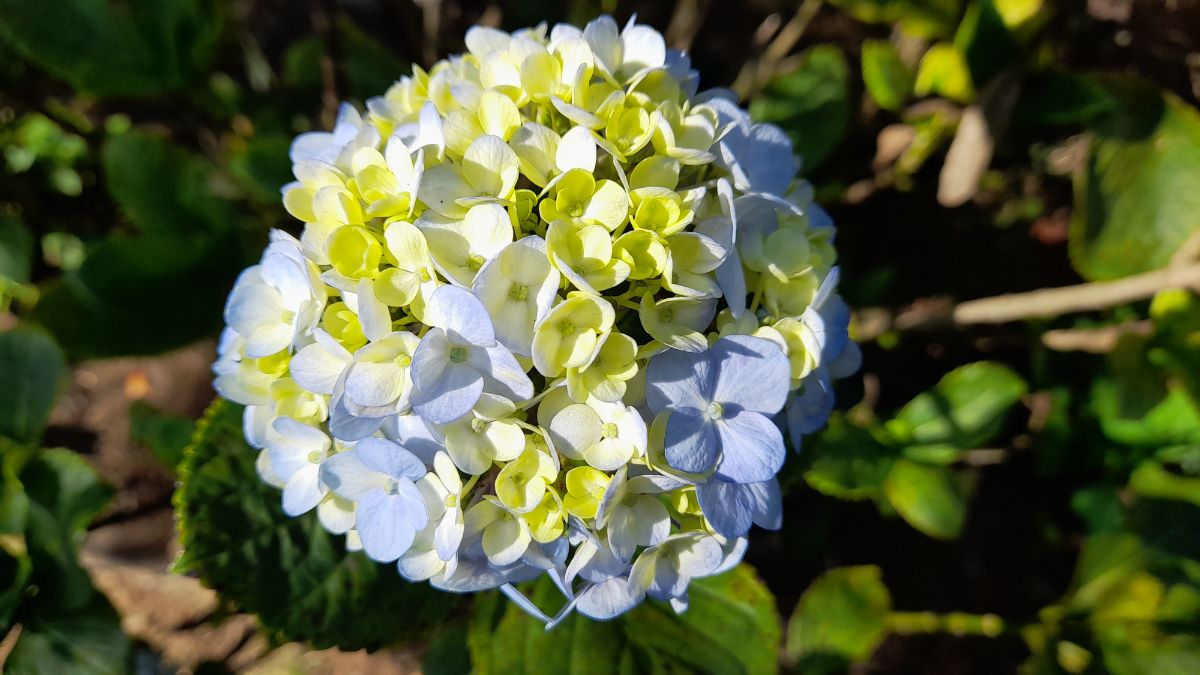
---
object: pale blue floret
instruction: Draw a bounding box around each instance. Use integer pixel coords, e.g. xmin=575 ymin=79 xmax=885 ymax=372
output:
xmin=647 ymin=334 xmax=791 ymax=483
xmin=320 ymin=438 xmax=429 ymax=563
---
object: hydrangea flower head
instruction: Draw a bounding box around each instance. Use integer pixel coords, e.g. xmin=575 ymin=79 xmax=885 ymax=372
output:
xmin=214 ymin=14 xmax=857 ymax=626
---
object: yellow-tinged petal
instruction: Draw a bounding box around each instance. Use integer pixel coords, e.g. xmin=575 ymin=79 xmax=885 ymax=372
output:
xmin=478 ymin=90 xmax=522 ymax=140
xmin=328 ymin=226 xmax=382 ymax=279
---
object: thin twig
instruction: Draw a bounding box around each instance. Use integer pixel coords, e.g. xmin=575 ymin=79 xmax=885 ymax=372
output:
xmin=1041 ymin=321 xmax=1153 ymax=353
xmin=954 ymin=263 xmax=1200 ymax=325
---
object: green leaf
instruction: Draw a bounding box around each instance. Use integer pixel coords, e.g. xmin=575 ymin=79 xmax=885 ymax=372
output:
xmin=1070 ymin=90 xmax=1200 ymax=281
xmin=883 ymin=458 xmax=969 ymax=539
xmin=785 ymin=566 xmax=891 ymax=671
xmin=20 ymin=449 xmax=114 ymax=608
xmin=1067 ymin=532 xmax=1146 ymax=611
xmin=1129 ymin=462 xmax=1200 ymax=507
xmin=0 ymin=0 xmax=224 ymax=97
xmin=6 ymin=448 xmax=130 ymax=674
xmin=862 ymin=40 xmax=914 ymax=112
xmin=0 ymin=329 xmax=66 ymax=444
xmin=803 ymin=415 xmax=896 ymax=500
xmin=129 ymin=401 xmax=195 ymax=470
xmin=103 ymin=130 xmax=232 ymax=235
xmin=750 ymin=45 xmax=850 ymax=174
xmin=175 ymin=399 xmax=455 ymax=650
xmin=826 ymin=0 xmax=963 ymax=39
xmin=468 ymin=565 xmax=781 ymax=675
xmin=30 ymin=228 xmax=248 ymax=358
xmin=914 ymin=43 xmax=975 ymax=103
xmin=891 ymin=361 xmax=1027 ymax=449
xmin=0 ymin=215 xmax=34 ymax=284
xmin=953 ymin=0 xmax=1019 ymax=86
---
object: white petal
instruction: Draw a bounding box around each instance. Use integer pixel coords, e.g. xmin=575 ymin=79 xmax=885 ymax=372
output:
xmin=423 ymin=285 xmax=496 ymax=346
xmin=319 ymin=450 xmax=384 ymax=501
xmin=282 ymin=464 xmax=325 ymax=516
xmin=556 ymin=126 xmax=597 ymax=173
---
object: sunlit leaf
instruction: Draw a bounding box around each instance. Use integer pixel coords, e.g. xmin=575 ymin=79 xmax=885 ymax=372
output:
xmin=785 ymin=565 xmax=891 ymax=672
xmin=469 ymin=565 xmax=781 ymax=675
xmin=883 ymin=458 xmax=969 ymax=539
xmin=1070 ymin=86 xmax=1200 ymax=281
xmin=890 ymin=361 xmax=1027 ymax=449
xmin=862 ymin=40 xmax=914 ymax=112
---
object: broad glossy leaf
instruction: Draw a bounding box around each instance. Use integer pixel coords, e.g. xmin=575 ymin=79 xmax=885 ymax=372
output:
xmin=0 ymin=329 xmax=66 ymax=444
xmin=0 ymin=0 xmax=224 ymax=97
xmin=1070 ymin=89 xmax=1200 ymax=280
xmin=468 ymin=564 xmax=781 ymax=675
xmin=891 ymin=361 xmax=1027 ymax=449
xmin=883 ymin=458 xmax=969 ymax=539
xmin=176 ymin=399 xmax=455 ymax=650
xmin=785 ymin=565 xmax=891 ymax=671
xmin=750 ymin=45 xmax=849 ymax=174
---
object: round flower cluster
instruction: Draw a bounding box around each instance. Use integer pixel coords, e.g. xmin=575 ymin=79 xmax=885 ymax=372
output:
xmin=213 ymin=15 xmax=859 ymax=625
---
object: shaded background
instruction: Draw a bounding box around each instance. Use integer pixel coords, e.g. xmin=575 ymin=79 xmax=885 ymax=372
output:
xmin=2 ymin=0 xmax=1200 ymax=673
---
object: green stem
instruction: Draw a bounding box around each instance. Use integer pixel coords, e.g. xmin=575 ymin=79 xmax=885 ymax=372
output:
xmin=885 ymin=611 xmax=1007 ymax=638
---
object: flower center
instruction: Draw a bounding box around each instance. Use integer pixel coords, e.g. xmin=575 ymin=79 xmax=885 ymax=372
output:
xmin=394 ymin=353 xmax=412 ymax=368
xmin=449 ymin=346 xmax=469 ymax=363
xmin=307 ymin=450 xmax=323 ymax=464
xmin=508 ymin=283 xmax=528 ymax=301
xmin=601 ymin=422 xmax=619 ymax=439
xmin=470 ymin=417 xmax=487 ymax=434
xmin=660 ymin=308 xmax=674 ymax=322
xmin=383 ymin=478 xmax=400 ymax=495
xmin=444 ymin=494 xmax=458 ymax=508
xmin=468 ymin=254 xmax=486 ymax=271
xmin=558 ymin=319 xmax=575 ymax=335
xmin=705 ymin=401 xmax=725 ymax=421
